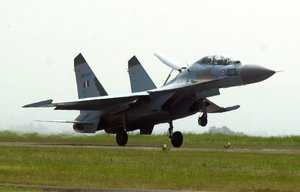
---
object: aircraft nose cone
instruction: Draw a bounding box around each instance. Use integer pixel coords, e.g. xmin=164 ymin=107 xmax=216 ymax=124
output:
xmin=240 ymin=65 xmax=275 ymax=84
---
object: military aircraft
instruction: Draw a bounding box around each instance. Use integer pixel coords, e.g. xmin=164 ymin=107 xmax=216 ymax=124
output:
xmin=23 ymin=53 xmax=275 ymax=147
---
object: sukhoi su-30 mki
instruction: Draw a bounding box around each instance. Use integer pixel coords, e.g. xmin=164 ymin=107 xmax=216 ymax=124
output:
xmin=23 ymin=53 xmax=275 ymax=147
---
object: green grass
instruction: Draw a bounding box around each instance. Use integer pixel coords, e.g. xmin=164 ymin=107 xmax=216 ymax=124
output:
xmin=0 ymin=146 xmax=299 ymax=192
xmin=0 ymin=186 xmax=41 ymax=191
xmin=0 ymin=131 xmax=300 ymax=191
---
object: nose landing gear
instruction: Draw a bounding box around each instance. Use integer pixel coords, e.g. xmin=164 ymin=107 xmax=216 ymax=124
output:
xmin=198 ymin=100 xmax=208 ymax=127
xmin=198 ymin=113 xmax=208 ymax=127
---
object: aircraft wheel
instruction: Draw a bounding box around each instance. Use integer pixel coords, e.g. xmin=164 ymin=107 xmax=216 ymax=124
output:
xmin=116 ymin=130 xmax=128 ymax=146
xmin=171 ymin=131 xmax=183 ymax=148
xmin=198 ymin=114 xmax=208 ymax=127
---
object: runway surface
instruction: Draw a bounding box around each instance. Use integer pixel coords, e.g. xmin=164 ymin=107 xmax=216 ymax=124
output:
xmin=0 ymin=141 xmax=299 ymax=154
xmin=0 ymin=183 xmax=212 ymax=192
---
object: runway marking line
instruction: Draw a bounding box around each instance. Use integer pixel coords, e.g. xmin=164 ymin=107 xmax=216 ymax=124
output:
xmin=0 ymin=142 xmax=299 ymax=154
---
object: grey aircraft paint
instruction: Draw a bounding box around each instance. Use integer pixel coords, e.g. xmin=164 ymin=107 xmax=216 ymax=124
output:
xmin=74 ymin=53 xmax=108 ymax=99
xmin=23 ymin=53 xmax=275 ymax=147
xmin=128 ymin=56 xmax=157 ymax=92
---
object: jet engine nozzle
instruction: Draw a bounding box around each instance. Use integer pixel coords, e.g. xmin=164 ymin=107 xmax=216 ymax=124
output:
xmin=240 ymin=65 xmax=275 ymax=85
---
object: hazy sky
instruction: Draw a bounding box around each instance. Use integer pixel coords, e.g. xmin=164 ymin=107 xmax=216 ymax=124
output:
xmin=0 ymin=0 xmax=299 ymax=136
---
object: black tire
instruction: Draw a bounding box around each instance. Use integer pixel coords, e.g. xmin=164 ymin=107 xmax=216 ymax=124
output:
xmin=198 ymin=115 xmax=208 ymax=127
xmin=116 ymin=130 xmax=128 ymax=146
xmin=171 ymin=131 xmax=183 ymax=148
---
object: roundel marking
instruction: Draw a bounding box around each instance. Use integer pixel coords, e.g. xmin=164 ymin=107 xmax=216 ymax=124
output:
xmin=220 ymin=69 xmax=226 ymax=76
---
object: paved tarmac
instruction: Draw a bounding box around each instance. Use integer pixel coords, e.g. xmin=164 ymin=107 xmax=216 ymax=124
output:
xmin=0 ymin=183 xmax=212 ymax=192
xmin=0 ymin=141 xmax=299 ymax=154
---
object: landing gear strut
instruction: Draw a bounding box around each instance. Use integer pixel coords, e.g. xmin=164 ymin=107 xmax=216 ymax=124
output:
xmin=168 ymin=121 xmax=183 ymax=148
xmin=198 ymin=100 xmax=208 ymax=127
xmin=116 ymin=129 xmax=128 ymax=146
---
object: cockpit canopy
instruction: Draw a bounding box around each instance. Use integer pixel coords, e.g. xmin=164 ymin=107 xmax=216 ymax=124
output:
xmin=196 ymin=55 xmax=241 ymax=65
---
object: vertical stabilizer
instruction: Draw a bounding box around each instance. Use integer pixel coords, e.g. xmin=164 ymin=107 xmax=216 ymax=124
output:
xmin=128 ymin=56 xmax=157 ymax=92
xmin=73 ymin=53 xmax=105 ymax=133
xmin=74 ymin=53 xmax=108 ymax=99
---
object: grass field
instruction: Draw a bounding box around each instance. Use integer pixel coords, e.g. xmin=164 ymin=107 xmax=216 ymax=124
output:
xmin=0 ymin=131 xmax=299 ymax=192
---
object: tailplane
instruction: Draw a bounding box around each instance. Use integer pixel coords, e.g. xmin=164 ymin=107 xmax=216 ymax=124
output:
xmin=128 ymin=56 xmax=156 ymax=92
xmin=74 ymin=53 xmax=108 ymax=99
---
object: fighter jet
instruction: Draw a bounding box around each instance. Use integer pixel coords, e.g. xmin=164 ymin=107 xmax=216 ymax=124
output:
xmin=23 ymin=53 xmax=275 ymax=147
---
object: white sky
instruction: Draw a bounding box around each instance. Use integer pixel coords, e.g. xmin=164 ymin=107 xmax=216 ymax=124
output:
xmin=0 ymin=0 xmax=299 ymax=136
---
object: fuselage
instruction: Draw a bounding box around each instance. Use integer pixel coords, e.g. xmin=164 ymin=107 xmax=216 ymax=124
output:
xmin=99 ymin=56 xmax=275 ymax=134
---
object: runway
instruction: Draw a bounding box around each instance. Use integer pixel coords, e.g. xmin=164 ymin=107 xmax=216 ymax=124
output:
xmin=0 ymin=141 xmax=299 ymax=154
xmin=0 ymin=183 xmax=211 ymax=192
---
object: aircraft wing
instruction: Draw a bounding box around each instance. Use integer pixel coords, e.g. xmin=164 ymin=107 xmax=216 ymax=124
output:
xmin=23 ymin=79 xmax=237 ymax=113
xmin=23 ymin=92 xmax=150 ymax=111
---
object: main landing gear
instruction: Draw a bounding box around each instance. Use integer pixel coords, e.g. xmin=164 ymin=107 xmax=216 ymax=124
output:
xmin=168 ymin=121 xmax=183 ymax=148
xmin=116 ymin=111 xmax=129 ymax=146
xmin=116 ymin=129 xmax=128 ymax=146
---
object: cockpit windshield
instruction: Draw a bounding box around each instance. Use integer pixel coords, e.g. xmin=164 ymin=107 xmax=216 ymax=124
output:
xmin=196 ymin=55 xmax=241 ymax=65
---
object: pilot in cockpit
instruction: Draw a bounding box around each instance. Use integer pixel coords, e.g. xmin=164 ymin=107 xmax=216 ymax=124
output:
xmin=197 ymin=55 xmax=241 ymax=65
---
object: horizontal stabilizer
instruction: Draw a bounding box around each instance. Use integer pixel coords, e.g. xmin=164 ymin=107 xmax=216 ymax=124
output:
xmin=23 ymin=99 xmax=54 ymax=108
xmin=35 ymin=120 xmax=94 ymax=124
